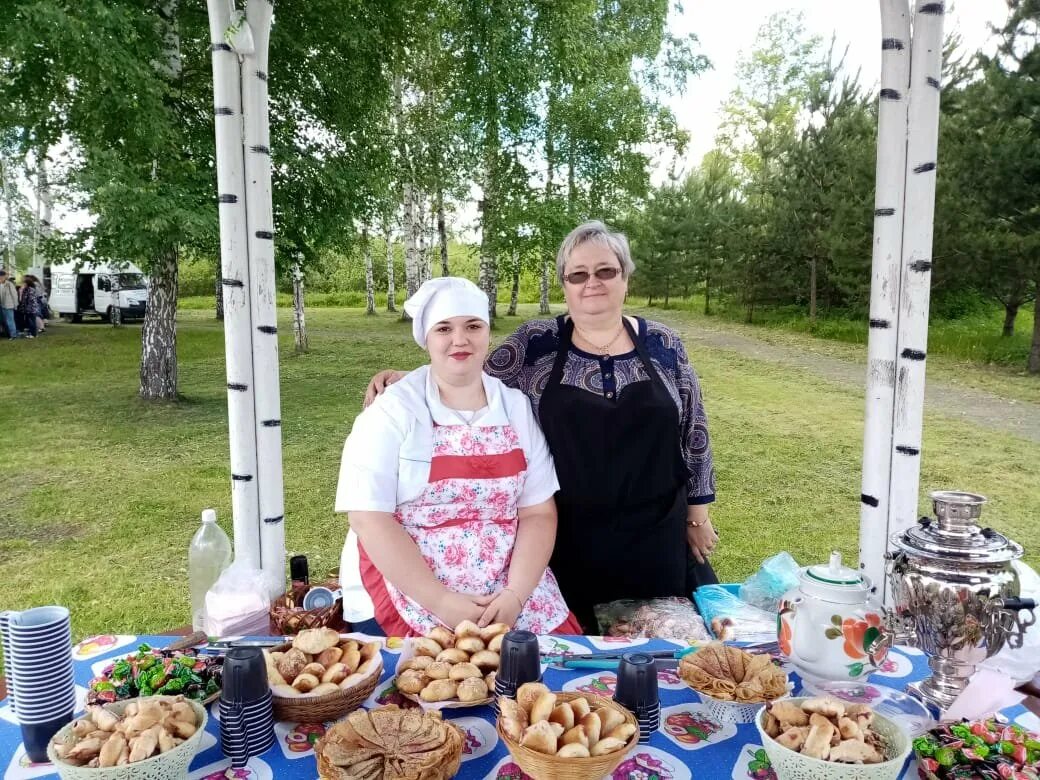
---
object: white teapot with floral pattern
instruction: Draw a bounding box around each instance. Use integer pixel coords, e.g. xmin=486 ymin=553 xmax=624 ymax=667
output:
xmin=777 ymin=551 xmax=891 ymax=680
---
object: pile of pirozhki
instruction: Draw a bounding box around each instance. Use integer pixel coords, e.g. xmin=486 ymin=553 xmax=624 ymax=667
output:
xmin=912 ymin=719 xmax=1040 ymax=780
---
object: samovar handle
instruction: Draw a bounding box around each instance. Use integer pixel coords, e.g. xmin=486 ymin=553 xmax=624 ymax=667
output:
xmin=997 ymin=597 xmax=1036 ymax=650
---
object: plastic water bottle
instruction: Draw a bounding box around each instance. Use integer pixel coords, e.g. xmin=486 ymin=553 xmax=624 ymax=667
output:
xmin=189 ymin=509 xmax=233 ymax=632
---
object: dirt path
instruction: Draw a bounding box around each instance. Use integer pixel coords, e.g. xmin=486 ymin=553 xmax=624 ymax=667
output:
xmin=674 ymin=324 xmax=1040 ymax=443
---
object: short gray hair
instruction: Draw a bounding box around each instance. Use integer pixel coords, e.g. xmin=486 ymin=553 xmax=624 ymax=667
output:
xmin=556 ymin=220 xmax=635 ymax=285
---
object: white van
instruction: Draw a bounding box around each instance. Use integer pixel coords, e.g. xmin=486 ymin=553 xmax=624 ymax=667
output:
xmin=37 ymin=261 xmax=150 ymax=322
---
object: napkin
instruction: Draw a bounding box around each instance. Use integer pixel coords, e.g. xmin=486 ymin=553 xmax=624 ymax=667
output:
xmin=943 ymin=667 xmax=1025 ymax=721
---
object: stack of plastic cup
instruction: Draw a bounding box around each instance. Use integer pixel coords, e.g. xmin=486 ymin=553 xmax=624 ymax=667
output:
xmin=1 ymin=606 xmax=76 ymax=762
xmin=613 ymin=652 xmax=660 ymax=743
xmin=219 ymin=647 xmax=275 ymax=768
xmin=493 ymin=630 xmax=542 ymax=714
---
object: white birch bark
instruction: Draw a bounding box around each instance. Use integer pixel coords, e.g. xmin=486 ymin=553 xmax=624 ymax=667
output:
xmin=1 ymin=153 xmax=13 ymax=274
xmin=207 ymin=0 xmax=260 ymax=570
xmin=140 ymin=0 xmax=182 ymax=401
xmin=416 ymin=190 xmax=429 ymax=285
xmin=363 ymin=225 xmax=375 ymax=314
xmin=860 ymin=0 xmax=911 ymax=596
xmin=886 ymin=0 xmax=945 ymax=567
xmin=437 ymin=191 xmax=449 ymax=277
xmin=292 ymin=260 xmax=308 ymax=353
xmin=403 ymin=182 xmax=419 ymax=299
xmin=242 ymin=0 xmax=285 ymax=597
xmin=539 ymin=260 xmax=550 ymax=315
xmin=507 ymin=252 xmax=520 ymax=316
xmin=384 ymin=222 xmax=397 ymax=312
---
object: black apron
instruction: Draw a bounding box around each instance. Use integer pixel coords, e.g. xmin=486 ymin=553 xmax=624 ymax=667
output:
xmin=538 ymin=316 xmax=717 ymax=632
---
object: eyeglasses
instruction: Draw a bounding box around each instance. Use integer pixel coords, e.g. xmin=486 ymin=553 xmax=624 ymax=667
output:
xmin=562 ymin=267 xmax=622 ymax=285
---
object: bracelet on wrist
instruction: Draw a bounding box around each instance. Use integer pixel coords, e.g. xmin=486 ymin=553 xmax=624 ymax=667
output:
xmin=686 ymin=516 xmax=709 ymax=528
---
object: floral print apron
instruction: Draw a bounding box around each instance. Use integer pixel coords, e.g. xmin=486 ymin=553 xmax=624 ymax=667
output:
xmin=359 ymin=421 xmax=571 ymax=636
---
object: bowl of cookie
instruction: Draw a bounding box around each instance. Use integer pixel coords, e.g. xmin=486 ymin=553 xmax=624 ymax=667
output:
xmin=755 ymin=696 xmax=911 ymax=780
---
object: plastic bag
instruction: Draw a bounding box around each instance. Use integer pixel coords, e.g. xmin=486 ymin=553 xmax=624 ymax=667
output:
xmin=739 ymin=551 xmax=801 ymax=612
xmin=204 ymin=560 xmax=272 ymax=637
xmin=693 ymin=585 xmax=778 ymax=643
xmin=594 ymin=597 xmax=709 ymax=641
xmin=979 ymin=560 xmax=1040 ymax=685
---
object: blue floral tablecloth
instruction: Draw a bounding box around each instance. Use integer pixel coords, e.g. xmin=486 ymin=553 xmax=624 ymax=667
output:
xmin=2 ymin=632 xmax=1036 ymax=779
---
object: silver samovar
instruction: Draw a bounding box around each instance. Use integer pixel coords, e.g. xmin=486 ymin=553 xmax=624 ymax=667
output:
xmin=886 ymin=490 xmax=1036 ymax=711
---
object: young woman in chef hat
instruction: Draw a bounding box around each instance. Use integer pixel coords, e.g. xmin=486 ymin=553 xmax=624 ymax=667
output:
xmin=335 ymin=277 xmax=581 ymax=636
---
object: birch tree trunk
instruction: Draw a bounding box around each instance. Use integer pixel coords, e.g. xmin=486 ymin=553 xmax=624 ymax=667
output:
xmin=363 ymin=226 xmax=375 ymax=314
xmin=140 ymin=0 xmax=182 ymax=401
xmin=207 ymin=0 xmax=259 ymax=567
xmin=416 ymin=191 xmax=430 ymax=284
xmin=437 ymin=191 xmax=449 ymax=276
xmin=384 ymin=224 xmax=397 ymax=312
xmin=215 ymin=272 xmax=224 ymax=320
xmin=403 ymin=182 xmax=419 ymax=301
xmin=809 ymin=256 xmax=817 ymax=324
xmin=292 ymin=261 xmax=308 ymax=353
xmin=111 ymin=273 xmax=123 ymax=327
xmin=1 ymin=154 xmax=14 ymax=273
xmin=507 ymin=252 xmax=520 ymax=316
xmin=1030 ymin=281 xmax=1040 ymax=374
xmin=31 ymin=160 xmax=42 ymax=268
xmin=139 ymin=247 xmax=179 ymax=398
xmin=539 ymin=260 xmax=550 ymax=314
xmin=242 ymin=0 xmax=285 ymax=596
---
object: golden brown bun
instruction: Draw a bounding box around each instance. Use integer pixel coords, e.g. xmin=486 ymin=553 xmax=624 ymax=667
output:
xmin=292 ymin=673 xmax=320 ymax=693
xmin=607 ymin=723 xmax=637 ymax=742
xmin=549 ymin=703 xmax=575 ymax=730
xmin=454 ymin=620 xmax=481 ymax=638
xmin=561 ymin=724 xmax=588 ymax=748
xmin=308 ymin=682 xmax=342 ymax=697
xmin=428 ymin=626 xmax=454 ymax=649
xmin=448 ymin=662 xmax=482 ymax=681
xmin=580 ymin=712 xmax=602 ymax=745
xmin=341 ymin=647 xmax=362 ymax=674
xmin=520 ymin=720 xmax=557 ymax=755
xmin=293 ymin=627 xmax=341 ymax=655
xmin=516 ymin=682 xmax=550 ymax=713
xmin=455 ymin=636 xmax=485 ymax=654
xmin=321 ymin=663 xmax=349 ymax=685
xmin=557 ymin=743 xmax=591 ymax=758
xmin=277 ymin=648 xmax=307 ymax=682
xmin=419 ymin=679 xmax=458 ymax=702
xmin=396 ymin=670 xmax=428 ymax=695
xmin=480 ymin=622 xmax=511 ymax=643
xmin=530 ymin=692 xmax=557 ymax=723
xmin=456 ymin=677 xmax=489 ymax=702
xmin=316 ymin=647 xmax=343 ymax=668
xmin=411 ymin=638 xmax=443 ymax=658
xmin=597 ymin=707 xmax=626 ymax=735
xmin=425 ymin=661 xmax=451 ymax=680
xmin=591 ymin=737 xmax=628 ymax=756
xmin=436 ymin=648 xmax=469 ymax=665
xmin=301 ymin=662 xmax=326 ymax=679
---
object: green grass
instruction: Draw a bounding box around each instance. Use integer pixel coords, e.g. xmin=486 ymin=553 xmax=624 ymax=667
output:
xmin=1 ymin=306 xmax=1038 ymax=654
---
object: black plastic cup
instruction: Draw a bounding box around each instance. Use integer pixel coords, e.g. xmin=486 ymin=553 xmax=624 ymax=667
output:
xmin=221 ymin=647 xmax=269 ymax=704
xmin=498 ymin=630 xmax=541 ymax=691
xmin=613 ymin=653 xmax=660 ymax=743
xmin=21 ymin=712 xmax=72 ymax=763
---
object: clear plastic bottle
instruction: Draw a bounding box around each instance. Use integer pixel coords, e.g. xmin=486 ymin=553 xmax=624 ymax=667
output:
xmin=189 ymin=508 xmax=233 ymax=632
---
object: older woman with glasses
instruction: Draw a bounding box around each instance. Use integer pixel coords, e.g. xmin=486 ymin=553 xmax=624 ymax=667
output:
xmin=365 ymin=221 xmax=718 ymax=631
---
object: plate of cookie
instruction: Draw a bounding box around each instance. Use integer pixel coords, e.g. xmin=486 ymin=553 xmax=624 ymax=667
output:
xmin=393 ymin=620 xmax=509 ymax=709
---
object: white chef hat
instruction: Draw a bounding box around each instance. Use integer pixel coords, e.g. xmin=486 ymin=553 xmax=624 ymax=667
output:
xmin=403 ymin=277 xmax=490 ymax=347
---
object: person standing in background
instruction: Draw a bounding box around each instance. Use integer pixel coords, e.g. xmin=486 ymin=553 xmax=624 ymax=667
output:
xmin=0 ymin=270 xmax=18 ymax=339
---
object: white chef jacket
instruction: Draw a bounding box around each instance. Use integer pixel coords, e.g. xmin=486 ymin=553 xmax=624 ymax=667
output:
xmin=335 ymin=366 xmax=560 ymax=621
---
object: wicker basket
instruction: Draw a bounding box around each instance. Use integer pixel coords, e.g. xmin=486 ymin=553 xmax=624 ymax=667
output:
xmin=269 ymin=582 xmax=342 ymax=635
xmin=46 ymin=697 xmax=208 ymax=780
xmin=496 ymin=692 xmax=639 ymax=780
xmin=754 ymin=697 xmax=911 ymax=780
xmin=268 ymin=641 xmax=382 ymax=723
xmin=695 ymin=690 xmax=766 ymax=724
